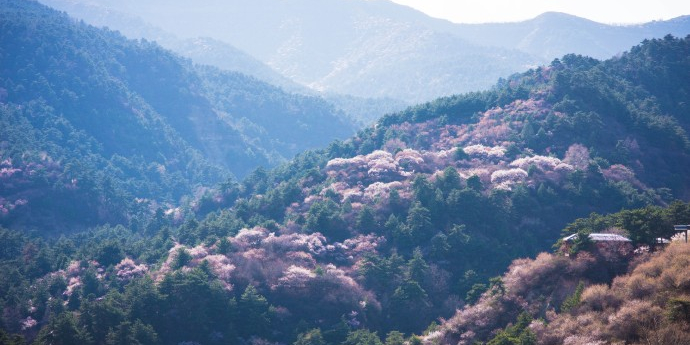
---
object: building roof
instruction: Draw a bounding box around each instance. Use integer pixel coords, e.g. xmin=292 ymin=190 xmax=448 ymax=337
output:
xmin=563 ymin=233 xmax=632 ymax=242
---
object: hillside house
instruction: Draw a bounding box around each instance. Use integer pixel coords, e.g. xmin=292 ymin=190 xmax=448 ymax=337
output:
xmin=561 ymin=233 xmax=633 ymax=256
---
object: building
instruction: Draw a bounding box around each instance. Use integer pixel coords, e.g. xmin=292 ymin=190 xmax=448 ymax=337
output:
xmin=561 ymin=233 xmax=633 ymax=256
xmin=562 ymin=233 xmax=632 ymax=243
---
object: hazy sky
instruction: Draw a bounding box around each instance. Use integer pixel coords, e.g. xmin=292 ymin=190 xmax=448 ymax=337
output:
xmin=388 ymin=0 xmax=690 ymax=24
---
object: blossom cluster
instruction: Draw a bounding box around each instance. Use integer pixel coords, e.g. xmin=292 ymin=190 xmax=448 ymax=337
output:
xmin=509 ymin=155 xmax=573 ymax=172
xmin=144 ymin=226 xmax=382 ymax=322
xmin=363 ymin=181 xmax=404 ymax=202
xmin=63 ymin=261 xmax=86 ymax=297
xmin=462 ymin=144 xmax=506 ymax=159
xmin=464 ymin=98 xmax=551 ymax=146
xmin=490 ymin=168 xmax=528 ymax=190
xmin=0 ymin=166 xmax=21 ymax=179
xmin=601 ymin=164 xmax=642 ymax=187
xmin=20 ymin=316 xmax=37 ymax=331
xmin=261 ymin=231 xmax=328 ymax=255
xmin=340 ymin=234 xmax=385 ymax=257
xmin=326 ymin=148 xmax=461 ymax=185
xmin=114 ymin=257 xmax=148 ymax=282
xmin=156 ymin=243 xmax=236 ymax=289
xmin=326 ymin=150 xmax=402 ymax=183
xmin=0 ymin=197 xmax=28 ymax=216
xmin=275 ymin=265 xmax=316 ymax=289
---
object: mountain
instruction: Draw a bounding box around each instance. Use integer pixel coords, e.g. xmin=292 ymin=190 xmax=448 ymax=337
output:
xmin=37 ymin=0 xmax=308 ymax=93
xmin=0 ymin=0 xmax=355 ymax=231
xmin=430 ymin=204 xmax=690 ymax=344
xmin=157 ymin=34 xmax=690 ymax=336
xmin=37 ymin=0 xmax=540 ymax=103
xmin=3 ymin=34 xmax=690 ymax=344
xmin=3 ymin=0 xmax=690 ymax=341
xmin=38 ymin=0 xmax=690 ymax=105
xmin=174 ymin=37 xmax=306 ymax=93
xmin=452 ymin=12 xmax=690 ymax=61
xmin=37 ymin=0 xmax=411 ymax=124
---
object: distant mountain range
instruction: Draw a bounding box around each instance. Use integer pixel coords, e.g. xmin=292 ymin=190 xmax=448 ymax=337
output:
xmin=38 ymin=0 xmax=306 ymax=93
xmin=39 ymin=0 xmax=690 ymax=105
xmin=451 ymin=11 xmax=690 ymax=60
xmin=37 ymin=0 xmax=412 ymax=123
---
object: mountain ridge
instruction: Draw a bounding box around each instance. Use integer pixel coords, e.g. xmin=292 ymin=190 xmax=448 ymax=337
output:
xmin=37 ymin=0 xmax=539 ymax=102
xmin=39 ymin=0 xmax=690 ymax=103
xmin=451 ymin=11 xmax=690 ymax=60
xmin=0 ymin=0 xmax=356 ymax=231
xmin=37 ymin=0 xmax=411 ymax=123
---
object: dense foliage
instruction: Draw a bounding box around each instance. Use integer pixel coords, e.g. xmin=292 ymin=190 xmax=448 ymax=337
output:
xmin=431 ymin=202 xmax=690 ymax=344
xmin=0 ymin=0 xmax=355 ymax=231
xmin=3 ymin=1 xmax=690 ymax=343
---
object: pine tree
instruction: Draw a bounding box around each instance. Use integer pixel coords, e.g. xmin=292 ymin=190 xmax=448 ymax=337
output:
xmin=238 ymin=285 xmax=272 ymax=338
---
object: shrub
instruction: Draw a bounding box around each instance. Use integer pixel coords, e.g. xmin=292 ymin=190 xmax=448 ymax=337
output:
xmin=580 ymin=284 xmax=620 ymax=312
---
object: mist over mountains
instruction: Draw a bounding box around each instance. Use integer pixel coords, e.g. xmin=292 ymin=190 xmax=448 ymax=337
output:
xmin=452 ymin=11 xmax=690 ymax=60
xmin=40 ymin=0 xmax=690 ymax=105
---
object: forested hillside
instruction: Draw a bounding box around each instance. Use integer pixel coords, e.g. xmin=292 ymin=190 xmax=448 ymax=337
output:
xmin=2 ymin=30 xmax=690 ymax=345
xmin=0 ymin=0 xmax=355 ymax=231
xmin=431 ymin=204 xmax=690 ymax=344
xmin=37 ymin=0 xmax=309 ymax=93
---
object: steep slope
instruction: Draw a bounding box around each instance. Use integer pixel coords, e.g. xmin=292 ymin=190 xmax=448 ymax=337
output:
xmin=10 ymin=35 xmax=689 ymax=342
xmin=430 ymin=204 xmax=690 ymax=344
xmin=176 ymin=37 xmax=306 ymax=93
xmin=532 ymin=242 xmax=690 ymax=345
xmin=37 ymin=0 xmax=308 ymax=93
xmin=309 ymin=22 xmax=535 ymax=101
xmin=173 ymin=35 xmax=690 ymax=336
xmin=37 ymin=0 xmax=410 ymax=123
xmin=0 ymin=0 xmax=355 ymax=231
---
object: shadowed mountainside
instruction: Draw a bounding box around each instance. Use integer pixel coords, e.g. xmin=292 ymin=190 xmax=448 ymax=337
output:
xmin=0 ymin=0 xmax=355 ymax=231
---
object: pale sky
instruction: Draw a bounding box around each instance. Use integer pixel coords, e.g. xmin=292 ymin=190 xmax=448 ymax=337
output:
xmin=388 ymin=0 xmax=690 ymax=24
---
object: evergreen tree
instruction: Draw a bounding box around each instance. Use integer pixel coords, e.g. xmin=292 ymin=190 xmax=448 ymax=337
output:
xmin=238 ymin=285 xmax=272 ymax=338
xmin=294 ymin=328 xmax=325 ymax=345
xmin=466 ymin=175 xmax=483 ymax=191
xmin=384 ymin=331 xmax=405 ymax=345
xmin=357 ymin=205 xmax=377 ymax=232
xmin=35 ymin=312 xmax=93 ymax=345
xmin=406 ymin=202 xmax=433 ymax=243
xmin=407 ymin=248 xmax=429 ymax=283
xmin=343 ymin=330 xmax=383 ymax=345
